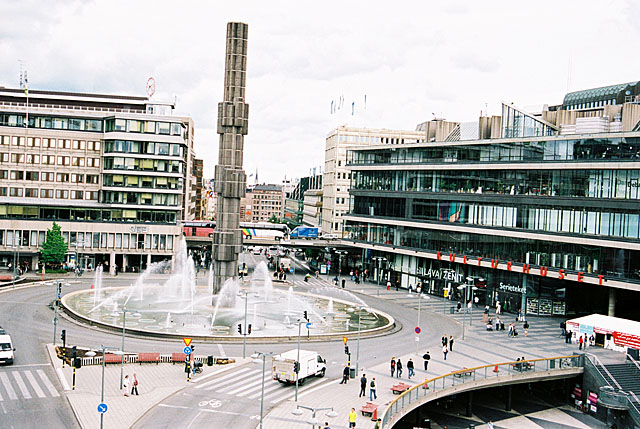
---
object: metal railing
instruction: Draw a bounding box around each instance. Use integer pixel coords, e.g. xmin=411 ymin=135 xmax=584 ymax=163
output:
xmin=381 ymin=354 xmax=582 ymax=428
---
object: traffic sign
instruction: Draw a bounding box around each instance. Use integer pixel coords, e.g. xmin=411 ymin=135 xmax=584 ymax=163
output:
xmin=343 ymin=336 xmax=347 ymax=345
xmin=415 ymin=327 xmax=421 ymax=334
xmin=184 ymin=346 xmax=192 ymax=355
xmin=306 ymin=322 xmax=311 ymax=329
xmin=97 ymin=403 xmax=108 ymax=414
xmin=183 ymin=338 xmax=192 ymax=347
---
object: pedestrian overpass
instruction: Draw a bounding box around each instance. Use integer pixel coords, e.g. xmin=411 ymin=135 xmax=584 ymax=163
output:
xmin=185 ymin=236 xmax=352 ymax=250
xmin=381 ymin=355 xmax=584 ymax=428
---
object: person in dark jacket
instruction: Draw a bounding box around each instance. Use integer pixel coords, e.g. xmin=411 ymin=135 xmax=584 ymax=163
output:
xmin=396 ymin=358 xmax=403 ymax=378
xmin=422 ymin=351 xmax=431 ymax=370
xmin=359 ymin=373 xmax=367 ymax=397
xmin=340 ymin=365 xmax=350 ymax=384
xmin=407 ymin=358 xmax=414 ymax=379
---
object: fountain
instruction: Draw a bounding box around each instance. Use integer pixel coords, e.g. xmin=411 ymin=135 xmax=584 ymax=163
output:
xmin=61 ymin=238 xmax=393 ymax=339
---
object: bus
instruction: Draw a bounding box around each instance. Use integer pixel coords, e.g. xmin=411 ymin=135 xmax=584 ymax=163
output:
xmin=183 ymin=221 xmax=290 ymax=239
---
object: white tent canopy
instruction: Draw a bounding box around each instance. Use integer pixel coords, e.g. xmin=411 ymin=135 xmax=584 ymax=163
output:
xmin=566 ymin=314 xmax=640 ymax=351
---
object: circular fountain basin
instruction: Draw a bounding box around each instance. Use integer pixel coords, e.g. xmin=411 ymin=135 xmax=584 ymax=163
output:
xmin=61 ymin=286 xmax=394 ymax=341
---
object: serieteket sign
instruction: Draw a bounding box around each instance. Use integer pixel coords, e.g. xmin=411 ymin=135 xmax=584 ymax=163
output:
xmin=498 ymin=282 xmax=526 ymax=294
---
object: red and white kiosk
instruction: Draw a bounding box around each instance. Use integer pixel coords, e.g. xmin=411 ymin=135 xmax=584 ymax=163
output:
xmin=566 ymin=314 xmax=640 ymax=353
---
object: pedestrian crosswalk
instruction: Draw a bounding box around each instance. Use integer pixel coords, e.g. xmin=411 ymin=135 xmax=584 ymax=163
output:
xmin=0 ymin=368 xmax=60 ymax=401
xmin=195 ymin=364 xmax=331 ymax=404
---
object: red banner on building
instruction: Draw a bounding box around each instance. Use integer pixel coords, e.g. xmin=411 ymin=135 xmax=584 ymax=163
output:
xmin=613 ymin=331 xmax=640 ymax=349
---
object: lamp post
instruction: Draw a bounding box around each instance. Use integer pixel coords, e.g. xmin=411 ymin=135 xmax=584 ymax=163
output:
xmin=118 ymin=308 xmax=134 ymax=390
xmin=52 ymin=281 xmax=68 ymax=345
xmin=291 ymin=405 xmax=338 ymax=429
xmin=295 ymin=318 xmax=303 ymax=401
xmin=85 ymin=346 xmax=123 ymax=429
xmin=355 ymin=306 xmax=365 ymax=377
xmin=457 ymin=279 xmax=478 ymax=340
xmin=239 ymin=290 xmax=249 ymax=358
xmin=251 ymin=351 xmax=277 ymax=429
xmin=12 ymin=236 xmax=20 ymax=289
xmin=336 ymin=250 xmax=348 ymax=284
xmin=413 ymin=292 xmax=430 ymax=355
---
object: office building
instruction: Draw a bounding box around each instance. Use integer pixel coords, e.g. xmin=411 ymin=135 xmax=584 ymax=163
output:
xmin=0 ymin=87 xmax=195 ymax=272
xmin=245 ymin=184 xmax=283 ymax=222
xmin=344 ymin=81 xmax=640 ymax=319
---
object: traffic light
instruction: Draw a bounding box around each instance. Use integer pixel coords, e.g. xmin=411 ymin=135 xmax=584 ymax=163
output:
xmin=237 ymin=324 xmax=242 ymax=334
xmin=344 ymin=346 xmax=349 ymax=355
xmin=61 ymin=329 xmax=66 ymax=346
xmin=294 ymin=361 xmax=300 ymax=373
xmin=73 ymin=357 xmax=82 ymax=369
xmin=303 ymin=311 xmax=308 ymax=321
xmin=72 ymin=346 xmax=77 ymax=359
xmin=248 ymin=324 xmax=252 ymax=335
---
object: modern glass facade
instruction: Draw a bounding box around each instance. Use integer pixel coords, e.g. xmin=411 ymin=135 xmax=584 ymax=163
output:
xmin=345 ymin=131 xmax=640 ymax=318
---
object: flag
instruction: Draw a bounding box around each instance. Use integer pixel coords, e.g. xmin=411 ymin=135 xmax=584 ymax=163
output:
xmin=331 ymin=100 xmax=334 ymax=114
xmin=352 ymin=102 xmax=355 ymax=115
xmin=364 ymin=94 xmax=367 ymax=109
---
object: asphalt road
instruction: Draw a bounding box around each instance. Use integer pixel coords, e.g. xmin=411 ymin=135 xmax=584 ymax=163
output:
xmin=0 ymin=251 xmax=457 ymax=428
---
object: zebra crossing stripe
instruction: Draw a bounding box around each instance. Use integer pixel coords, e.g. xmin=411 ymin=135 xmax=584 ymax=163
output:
xmin=224 ymin=374 xmax=271 ymax=396
xmin=23 ymin=370 xmax=46 ymax=398
xmin=268 ymin=378 xmax=323 ymax=404
xmin=246 ymin=379 xmax=285 ymax=399
xmin=0 ymin=373 xmax=17 ymax=400
xmin=214 ymin=370 xmax=265 ymax=393
xmin=37 ymin=370 xmax=60 ymax=397
xmin=12 ymin=372 xmax=31 ymax=399
xmin=205 ymin=369 xmax=262 ymax=392
xmin=196 ymin=367 xmax=256 ymax=390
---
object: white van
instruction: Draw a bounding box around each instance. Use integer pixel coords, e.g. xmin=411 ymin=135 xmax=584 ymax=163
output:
xmin=0 ymin=334 xmax=15 ymax=365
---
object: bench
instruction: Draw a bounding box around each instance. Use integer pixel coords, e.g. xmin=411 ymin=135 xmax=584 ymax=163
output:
xmin=511 ymin=362 xmax=534 ymax=372
xmin=454 ymin=368 xmax=473 ymax=378
xmin=138 ymin=352 xmax=160 ymax=364
xmin=360 ymin=402 xmax=378 ymax=417
xmin=104 ymin=353 xmax=122 ymax=364
xmin=171 ymin=353 xmax=187 ymax=364
xmin=391 ymin=382 xmax=412 ymax=394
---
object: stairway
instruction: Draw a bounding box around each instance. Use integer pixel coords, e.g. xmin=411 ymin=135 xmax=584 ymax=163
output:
xmin=596 ymin=363 xmax=640 ymax=398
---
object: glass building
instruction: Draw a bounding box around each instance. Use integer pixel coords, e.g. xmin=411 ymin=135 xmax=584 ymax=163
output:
xmin=343 ymin=91 xmax=640 ymax=320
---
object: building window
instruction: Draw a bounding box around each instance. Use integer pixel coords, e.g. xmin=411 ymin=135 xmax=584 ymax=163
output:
xmin=71 ymin=190 xmax=83 ymax=199
xmin=40 ymin=189 xmax=53 ymax=198
xmin=56 ymin=173 xmax=69 ymax=182
xmin=9 ymin=187 xmax=23 ymax=197
xmin=55 ymin=189 xmax=68 ymax=199
xmin=25 ymin=188 xmax=38 ymax=197
xmin=10 ymin=171 xmax=24 ymax=180
xmin=25 ymin=171 xmax=39 ymax=181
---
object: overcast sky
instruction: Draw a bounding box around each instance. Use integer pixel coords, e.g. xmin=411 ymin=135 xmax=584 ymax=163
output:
xmin=1 ymin=0 xmax=639 ymax=184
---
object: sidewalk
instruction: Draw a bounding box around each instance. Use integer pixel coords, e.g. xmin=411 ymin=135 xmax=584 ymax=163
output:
xmin=46 ymin=344 xmax=249 ymax=429
xmin=260 ymin=274 xmax=617 ymax=429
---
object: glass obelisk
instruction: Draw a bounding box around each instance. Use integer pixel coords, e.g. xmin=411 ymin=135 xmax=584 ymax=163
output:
xmin=212 ymin=22 xmax=248 ymax=294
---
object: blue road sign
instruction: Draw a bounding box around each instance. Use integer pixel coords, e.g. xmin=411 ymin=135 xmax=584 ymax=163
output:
xmin=306 ymin=322 xmax=311 ymax=329
xmin=184 ymin=346 xmax=192 ymax=355
xmin=97 ymin=403 xmax=108 ymax=414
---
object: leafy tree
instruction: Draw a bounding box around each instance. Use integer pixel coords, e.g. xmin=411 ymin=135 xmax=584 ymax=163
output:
xmin=40 ymin=222 xmax=68 ymax=267
xmin=268 ymin=214 xmax=282 ymax=224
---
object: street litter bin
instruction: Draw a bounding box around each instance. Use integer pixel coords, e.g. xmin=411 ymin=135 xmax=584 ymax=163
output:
xmin=207 ymin=355 xmax=214 ymax=366
xmin=422 ymin=418 xmax=431 ymax=429
xmin=350 ymin=368 xmax=356 ymax=378
xmin=450 ymin=307 xmax=455 ymax=314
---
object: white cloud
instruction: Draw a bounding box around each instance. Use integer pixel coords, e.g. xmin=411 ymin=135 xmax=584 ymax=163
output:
xmin=1 ymin=0 xmax=639 ymax=184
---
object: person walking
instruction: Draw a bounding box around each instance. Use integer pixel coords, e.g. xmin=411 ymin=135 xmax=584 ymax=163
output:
xmin=369 ymin=377 xmax=377 ymax=400
xmin=340 ymin=365 xmax=350 ymax=384
xmin=396 ymin=358 xmax=403 ymax=378
xmin=407 ymin=358 xmax=414 ymax=379
xmin=523 ymin=321 xmax=529 ymax=337
xmin=123 ymin=375 xmax=130 ymax=397
xmin=386 ymin=280 xmax=391 ymax=291
xmin=496 ymin=300 xmax=501 ymax=315
xmin=359 ymin=373 xmax=367 ymax=397
xmin=341 ymin=278 xmax=346 ymax=289
xmin=442 ymin=344 xmax=449 ymax=361
xmin=348 ymin=408 xmax=357 ymax=428
xmin=390 ymin=357 xmax=396 ymax=377
xmin=131 ymin=373 xmax=139 ymax=395
xmin=449 ymin=336 xmax=454 ymax=352
xmin=579 ymin=334 xmax=584 ymax=350
xmin=422 ymin=351 xmax=431 ymax=370
xmin=441 ymin=335 xmax=447 ymax=347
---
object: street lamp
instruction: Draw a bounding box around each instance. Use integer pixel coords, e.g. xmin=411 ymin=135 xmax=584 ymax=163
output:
xmin=335 ymin=250 xmax=348 ymax=284
xmin=85 ymin=346 xmax=123 ymax=429
xmin=457 ymin=279 xmax=478 ymax=340
xmin=238 ymin=290 xmax=249 ymax=358
xmin=251 ymin=351 xmax=278 ymax=429
xmin=372 ymin=256 xmax=387 ymax=288
xmin=413 ymin=292 xmax=430 ymax=355
xmin=118 ymin=308 xmax=135 ymax=390
xmin=71 ymin=239 xmax=91 ymax=273
xmin=52 ymin=281 xmax=70 ymax=345
xmin=291 ymin=405 xmax=338 ymax=429
xmin=355 ymin=306 xmax=368 ymax=377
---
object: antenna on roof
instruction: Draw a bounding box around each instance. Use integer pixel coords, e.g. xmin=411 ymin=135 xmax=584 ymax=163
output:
xmin=566 ymin=53 xmax=573 ymax=93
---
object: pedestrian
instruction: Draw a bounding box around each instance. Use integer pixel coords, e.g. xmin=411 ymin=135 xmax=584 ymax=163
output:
xmin=114 ymin=264 xmax=118 ymax=276
xmin=374 ymin=418 xmax=382 ymax=429
xmin=407 ymin=358 xmax=414 ymax=379
xmin=579 ymin=335 xmax=584 ymax=350
xmin=495 ymin=316 xmax=500 ymax=331
xmin=396 ymin=358 xmax=403 ymax=378
xmin=348 ymin=407 xmax=357 ymax=428
xmin=457 ymin=302 xmax=462 ymax=312
xmin=359 ymin=373 xmax=367 ymax=397
xmin=390 ymin=357 xmax=396 ymax=377
xmin=560 ymin=321 xmax=566 ymax=336
xmin=496 ymin=300 xmax=501 ymax=315
xmin=340 ymin=365 xmax=350 ymax=384
xmin=350 ymin=270 xmax=354 ymax=281
xmin=474 ymin=296 xmax=479 ymax=307
xmin=441 ymin=335 xmax=447 ymax=347
xmin=449 ymin=336 xmax=454 ymax=352
xmin=443 ymin=344 xmax=448 ymax=360
xmin=523 ymin=321 xmax=529 ymax=336
xmin=123 ymin=375 xmax=130 ymax=397
xmin=370 ymin=377 xmax=377 ymax=400
xmin=386 ymin=280 xmax=391 ymax=291
xmin=583 ymin=334 xmax=588 ymax=349
xmin=341 ymin=278 xmax=346 ymax=289
xmin=131 ymin=373 xmax=139 ymax=395
xmin=487 ymin=420 xmax=494 ymax=429
xmin=422 ymin=351 xmax=431 ymax=370
xmin=323 ymin=422 xmax=330 ymax=429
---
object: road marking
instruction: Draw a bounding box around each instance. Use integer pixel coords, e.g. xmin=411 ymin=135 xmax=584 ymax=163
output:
xmin=186 ymin=409 xmax=203 ymax=429
xmin=213 ymin=370 xmax=265 ymax=393
xmin=216 ymin=344 xmax=225 ymax=356
xmin=205 ymin=369 xmax=260 ymax=390
xmin=23 ymin=370 xmax=46 ymax=398
xmin=296 ymin=378 xmax=335 ymax=399
xmin=223 ymin=374 xmax=271 ymax=396
xmin=11 ymin=372 xmax=31 ymax=399
xmin=195 ymin=367 xmax=256 ymax=390
xmin=246 ymin=380 xmax=283 ymax=399
xmin=158 ymin=403 xmax=253 ymax=418
xmin=55 ymin=368 xmax=71 ymax=391
xmin=0 ymin=373 xmax=17 ymax=400
xmin=267 ymin=378 xmax=324 ymax=404
xmin=8 ymin=363 xmax=49 ymax=368
xmin=36 ymin=370 xmax=60 ymax=397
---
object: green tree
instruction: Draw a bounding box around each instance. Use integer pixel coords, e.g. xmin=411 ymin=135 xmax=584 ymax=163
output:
xmin=40 ymin=222 xmax=68 ymax=267
xmin=268 ymin=214 xmax=282 ymax=224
